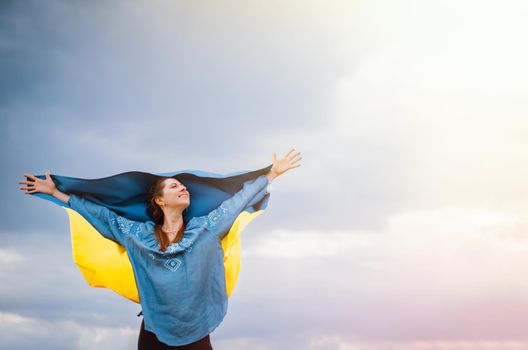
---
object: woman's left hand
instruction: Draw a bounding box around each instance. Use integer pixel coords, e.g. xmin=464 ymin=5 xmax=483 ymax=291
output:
xmin=269 ymin=148 xmax=302 ymax=179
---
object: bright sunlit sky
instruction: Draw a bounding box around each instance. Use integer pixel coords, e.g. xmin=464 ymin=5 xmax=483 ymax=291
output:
xmin=2 ymin=0 xmax=528 ymax=349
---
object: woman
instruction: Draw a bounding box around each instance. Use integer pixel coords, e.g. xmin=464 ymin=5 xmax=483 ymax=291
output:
xmin=18 ymin=149 xmax=302 ymax=350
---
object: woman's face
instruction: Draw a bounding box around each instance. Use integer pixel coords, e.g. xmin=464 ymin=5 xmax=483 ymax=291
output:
xmin=156 ymin=178 xmax=190 ymax=209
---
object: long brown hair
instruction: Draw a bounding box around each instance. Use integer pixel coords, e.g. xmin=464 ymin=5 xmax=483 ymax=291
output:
xmin=146 ymin=176 xmax=186 ymax=252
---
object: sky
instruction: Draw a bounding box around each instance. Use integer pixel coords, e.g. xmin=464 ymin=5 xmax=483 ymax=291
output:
xmin=2 ymin=0 xmax=528 ymax=349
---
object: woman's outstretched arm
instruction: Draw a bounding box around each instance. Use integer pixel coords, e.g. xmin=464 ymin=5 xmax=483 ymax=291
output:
xmin=18 ymin=171 xmax=139 ymax=246
xmin=205 ymin=148 xmax=302 ymax=239
xmin=204 ymin=175 xmax=271 ymax=239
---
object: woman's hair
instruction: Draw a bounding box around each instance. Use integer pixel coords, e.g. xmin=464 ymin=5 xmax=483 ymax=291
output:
xmin=146 ymin=176 xmax=186 ymax=252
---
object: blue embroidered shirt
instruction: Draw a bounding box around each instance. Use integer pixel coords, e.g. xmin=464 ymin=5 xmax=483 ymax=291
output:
xmin=67 ymin=174 xmax=272 ymax=346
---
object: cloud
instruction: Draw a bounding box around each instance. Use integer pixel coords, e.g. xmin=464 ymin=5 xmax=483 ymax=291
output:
xmin=0 ymin=248 xmax=24 ymax=264
xmin=0 ymin=229 xmax=139 ymax=326
xmin=256 ymin=0 xmax=528 ymax=233
xmin=0 ymin=311 xmax=137 ymax=350
xmin=217 ymin=206 xmax=528 ymax=343
xmin=243 ymin=229 xmax=350 ymax=259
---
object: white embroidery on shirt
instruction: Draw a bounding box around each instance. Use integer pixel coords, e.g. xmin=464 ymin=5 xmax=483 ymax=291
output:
xmin=134 ymin=223 xmax=142 ymax=237
xmin=180 ymin=238 xmax=190 ymax=248
xmin=207 ymin=202 xmax=229 ymax=229
xmin=166 ymin=239 xmax=194 ymax=254
xmin=111 ymin=216 xmax=134 ymax=235
xmin=180 ymin=237 xmax=194 ymax=253
xmin=164 ymin=257 xmax=182 ymax=271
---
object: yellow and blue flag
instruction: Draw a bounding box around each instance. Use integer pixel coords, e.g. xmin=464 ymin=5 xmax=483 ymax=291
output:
xmin=29 ymin=164 xmax=273 ymax=303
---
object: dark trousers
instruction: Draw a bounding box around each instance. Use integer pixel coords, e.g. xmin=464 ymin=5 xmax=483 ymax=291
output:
xmin=138 ymin=319 xmax=213 ymax=350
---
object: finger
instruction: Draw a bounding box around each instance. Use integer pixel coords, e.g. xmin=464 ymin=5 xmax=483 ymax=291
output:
xmin=20 ymin=187 xmax=35 ymax=191
xmin=45 ymin=170 xmax=51 ymax=179
xmin=23 ymin=173 xmax=38 ymax=181
xmin=288 ymin=151 xmax=301 ymax=160
xmin=285 ymin=148 xmax=295 ymax=158
xmin=273 ymin=151 xmax=277 ymax=161
xmin=18 ymin=180 xmax=35 ymax=185
xmin=290 ymin=156 xmax=302 ymax=164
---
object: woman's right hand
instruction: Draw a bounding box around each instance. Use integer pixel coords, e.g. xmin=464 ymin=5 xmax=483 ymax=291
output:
xmin=18 ymin=170 xmax=57 ymax=195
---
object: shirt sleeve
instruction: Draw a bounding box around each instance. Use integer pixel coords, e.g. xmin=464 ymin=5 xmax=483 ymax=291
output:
xmin=205 ymin=174 xmax=271 ymax=239
xmin=67 ymin=193 xmax=141 ymax=246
